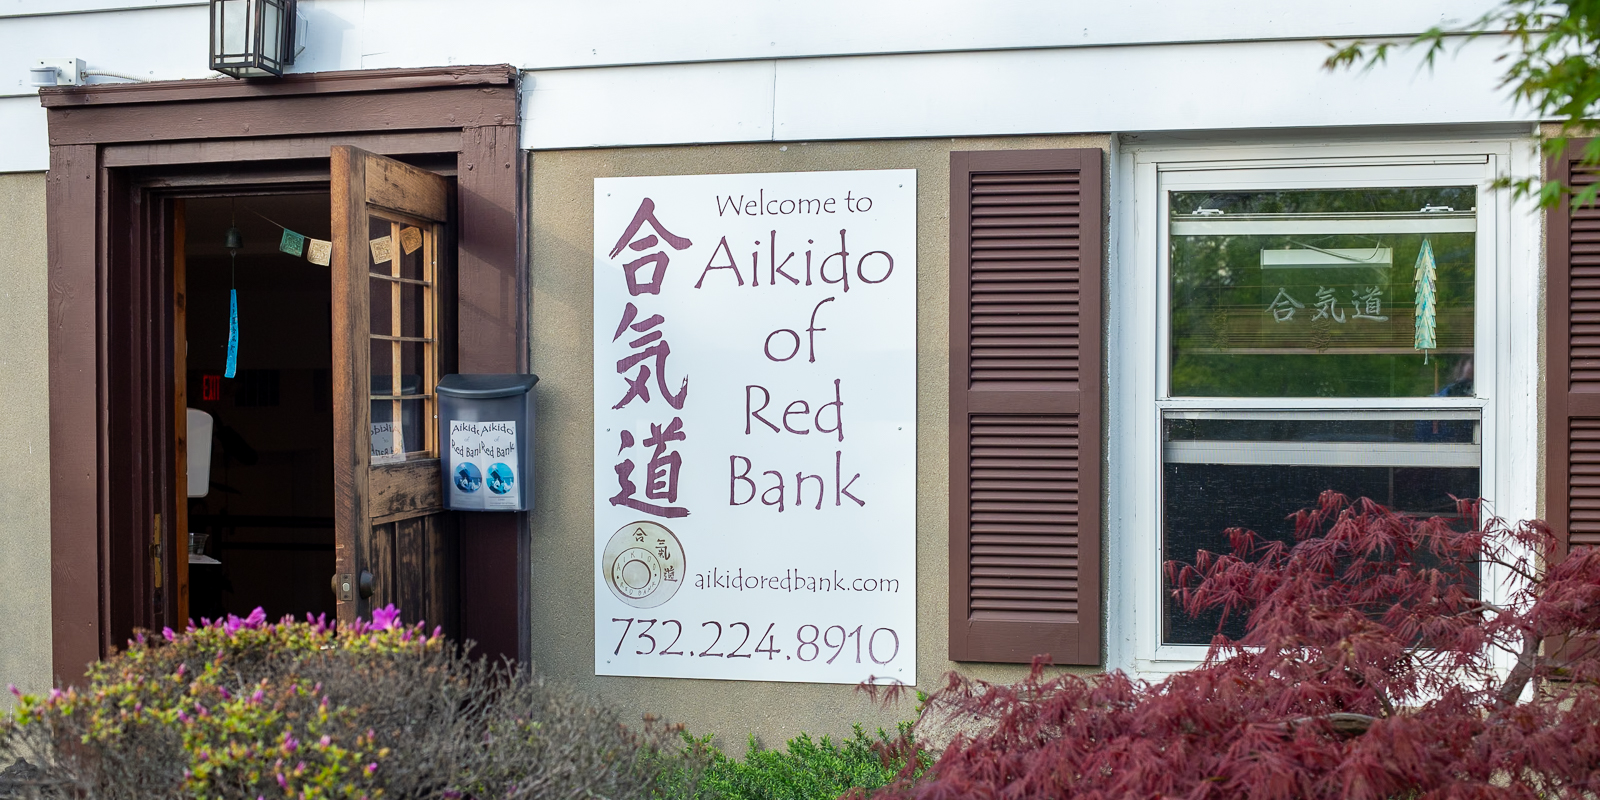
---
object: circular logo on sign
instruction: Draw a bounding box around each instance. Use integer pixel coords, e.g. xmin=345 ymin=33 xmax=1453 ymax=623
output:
xmin=601 ymin=521 xmax=686 ymax=608
xmin=487 ymin=463 xmax=515 ymax=495
xmin=453 ymin=462 xmax=482 ymax=493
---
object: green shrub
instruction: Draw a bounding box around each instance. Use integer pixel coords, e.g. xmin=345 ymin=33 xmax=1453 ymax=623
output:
xmin=657 ymin=723 xmax=926 ymax=800
xmin=1 ymin=607 xmax=678 ymax=800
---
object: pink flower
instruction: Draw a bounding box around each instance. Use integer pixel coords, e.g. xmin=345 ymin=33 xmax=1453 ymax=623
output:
xmin=162 ymin=627 xmax=176 ymax=642
xmin=319 ymin=735 xmax=331 ymax=748
xmin=7 ymin=684 xmax=19 ymax=698
xmin=371 ymin=605 xmax=402 ymax=631
xmin=364 ymin=762 xmax=378 ymax=777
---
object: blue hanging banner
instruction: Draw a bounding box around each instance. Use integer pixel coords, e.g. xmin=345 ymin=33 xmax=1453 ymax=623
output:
xmin=224 ymin=288 xmax=239 ymax=378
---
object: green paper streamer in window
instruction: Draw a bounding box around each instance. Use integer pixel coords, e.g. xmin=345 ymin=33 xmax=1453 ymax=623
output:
xmin=279 ymin=228 xmax=306 ymax=257
xmin=1413 ymin=238 xmax=1437 ymax=361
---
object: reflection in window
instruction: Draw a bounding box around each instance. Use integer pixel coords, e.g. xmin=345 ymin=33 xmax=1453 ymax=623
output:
xmin=1160 ymin=411 xmax=1480 ymax=645
xmin=1169 ymin=188 xmax=1476 ymax=398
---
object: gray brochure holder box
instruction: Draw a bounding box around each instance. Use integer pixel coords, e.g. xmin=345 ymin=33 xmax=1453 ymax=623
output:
xmin=437 ymin=374 xmax=538 ymax=512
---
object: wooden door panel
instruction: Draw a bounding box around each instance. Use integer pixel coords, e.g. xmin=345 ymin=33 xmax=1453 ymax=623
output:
xmin=364 ymin=522 xmax=397 ymax=610
xmin=332 ymin=145 xmax=458 ymax=637
xmin=370 ymin=459 xmax=443 ymax=523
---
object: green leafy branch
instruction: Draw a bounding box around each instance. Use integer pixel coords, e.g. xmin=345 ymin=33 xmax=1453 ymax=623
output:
xmin=1326 ymin=0 xmax=1600 ymax=208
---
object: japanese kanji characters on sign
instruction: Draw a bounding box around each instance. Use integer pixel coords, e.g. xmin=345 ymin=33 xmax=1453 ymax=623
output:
xmin=1265 ymin=285 xmax=1389 ymax=325
xmin=594 ymin=170 xmax=916 ymax=685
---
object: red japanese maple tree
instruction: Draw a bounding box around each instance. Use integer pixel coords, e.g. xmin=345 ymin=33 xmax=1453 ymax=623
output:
xmin=881 ymin=493 xmax=1600 ymax=800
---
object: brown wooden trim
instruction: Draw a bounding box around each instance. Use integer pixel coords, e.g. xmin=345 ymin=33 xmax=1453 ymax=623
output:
xmin=456 ymin=123 xmax=525 ymax=371
xmin=40 ymin=64 xmax=515 ymax=108
xmin=330 ymin=145 xmax=372 ymax=623
xmin=48 ymin=87 xmax=516 ymax=147
xmin=455 ymin=121 xmax=530 ymax=663
xmin=135 ymin=168 xmax=337 ymax=190
xmin=172 ymin=198 xmax=189 ymax=627
xmin=103 ymin=131 xmax=462 ymax=168
xmin=48 ymin=144 xmax=103 ymax=683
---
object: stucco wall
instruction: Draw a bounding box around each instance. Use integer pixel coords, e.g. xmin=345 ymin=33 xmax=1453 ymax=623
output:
xmin=0 ymin=171 xmax=52 ymax=710
xmin=527 ymin=136 xmax=1107 ymax=750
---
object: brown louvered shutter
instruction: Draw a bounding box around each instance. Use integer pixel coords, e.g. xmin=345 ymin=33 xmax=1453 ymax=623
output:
xmin=948 ymin=149 xmax=1102 ymax=664
xmin=1549 ymin=140 xmax=1600 ymax=560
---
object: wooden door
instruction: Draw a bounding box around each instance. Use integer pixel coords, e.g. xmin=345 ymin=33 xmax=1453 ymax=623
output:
xmin=331 ymin=145 xmax=458 ymax=635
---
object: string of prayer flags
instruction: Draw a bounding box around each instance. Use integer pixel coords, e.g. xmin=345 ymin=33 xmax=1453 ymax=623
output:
xmin=399 ymin=226 xmax=423 ymax=254
xmin=306 ymin=238 xmax=331 ymax=266
xmin=279 ymin=228 xmax=306 ymax=257
xmin=369 ymin=234 xmax=394 ymax=265
xmin=246 ymin=206 xmax=329 ymax=267
xmin=1413 ymin=238 xmax=1438 ymax=362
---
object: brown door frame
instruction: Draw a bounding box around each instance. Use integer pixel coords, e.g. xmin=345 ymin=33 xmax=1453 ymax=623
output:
xmin=42 ymin=65 xmax=529 ymax=683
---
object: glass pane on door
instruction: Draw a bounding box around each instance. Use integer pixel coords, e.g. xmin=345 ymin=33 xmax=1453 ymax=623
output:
xmin=366 ymin=211 xmax=437 ymax=462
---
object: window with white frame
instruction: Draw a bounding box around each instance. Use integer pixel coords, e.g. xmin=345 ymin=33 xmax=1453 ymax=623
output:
xmin=1115 ymin=143 xmax=1538 ymax=671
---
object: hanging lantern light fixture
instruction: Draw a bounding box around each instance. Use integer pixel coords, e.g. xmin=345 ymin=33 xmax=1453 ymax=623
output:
xmin=209 ymin=0 xmax=297 ymax=79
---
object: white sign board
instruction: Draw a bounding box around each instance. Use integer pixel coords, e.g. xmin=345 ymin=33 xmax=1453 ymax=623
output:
xmin=594 ymin=170 xmax=917 ymax=685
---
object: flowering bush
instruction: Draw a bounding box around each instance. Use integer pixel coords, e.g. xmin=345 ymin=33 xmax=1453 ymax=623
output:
xmin=0 ymin=606 xmax=676 ymax=800
xmin=877 ymin=494 xmax=1600 ymax=800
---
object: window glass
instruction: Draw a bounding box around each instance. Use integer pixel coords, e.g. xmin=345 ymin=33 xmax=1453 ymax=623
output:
xmin=365 ymin=211 xmax=437 ymax=461
xmin=1160 ymin=410 xmax=1481 ymax=645
xmin=1169 ymin=187 xmax=1476 ymax=398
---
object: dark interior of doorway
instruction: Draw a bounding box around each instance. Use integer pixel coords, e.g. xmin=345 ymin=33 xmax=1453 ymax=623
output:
xmin=185 ymin=193 xmax=336 ymax=623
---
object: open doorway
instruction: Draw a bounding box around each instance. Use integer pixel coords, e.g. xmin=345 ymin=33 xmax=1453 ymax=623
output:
xmin=44 ymin=68 xmax=526 ymax=681
xmin=183 ymin=193 xmax=337 ymax=623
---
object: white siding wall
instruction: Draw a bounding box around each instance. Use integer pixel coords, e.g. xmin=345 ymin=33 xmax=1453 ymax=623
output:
xmin=0 ymin=0 xmax=1527 ymax=171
